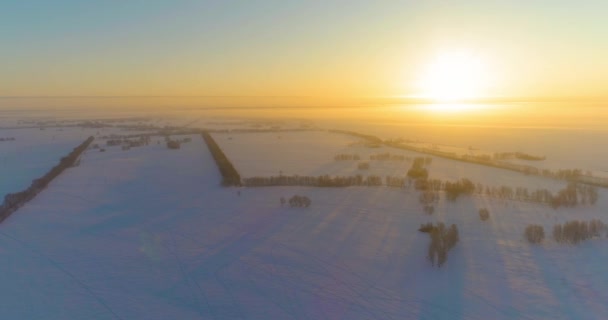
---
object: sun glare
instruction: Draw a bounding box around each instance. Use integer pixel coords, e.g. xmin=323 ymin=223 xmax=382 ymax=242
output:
xmin=417 ymin=50 xmax=488 ymax=104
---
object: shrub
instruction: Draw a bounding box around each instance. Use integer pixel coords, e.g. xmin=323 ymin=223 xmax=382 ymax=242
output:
xmin=423 ymin=205 xmax=434 ymax=215
xmin=478 ymin=208 xmax=490 ymax=221
xmin=418 ymin=222 xmax=434 ymax=233
xmin=445 ymin=179 xmax=475 ymax=201
xmin=423 ymin=222 xmax=459 ymax=267
xmin=524 ymin=224 xmax=545 ymax=244
xmin=407 ymin=167 xmax=428 ymax=179
xmin=288 ymin=195 xmax=311 ymax=208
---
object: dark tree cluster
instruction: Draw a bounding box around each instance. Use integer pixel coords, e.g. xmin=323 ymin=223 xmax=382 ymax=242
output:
xmin=524 ymin=224 xmax=545 ymax=244
xmin=165 ymin=136 xmax=192 ymax=150
xmin=553 ymin=219 xmax=607 ymax=244
xmin=419 ymin=223 xmax=459 ymax=267
xmin=478 ymin=208 xmax=490 ymax=221
xmin=334 ymin=154 xmax=360 ymax=161
xmin=385 ymin=176 xmax=407 ymax=188
xmin=357 ymin=162 xmax=370 ymax=170
xmin=105 ymin=136 xmax=151 ymax=149
xmin=444 ymin=178 xmax=476 ymax=201
xmin=485 ymin=182 xmax=598 ymax=208
xmin=0 ymin=137 xmax=16 ymax=142
xmin=243 ymin=174 xmax=383 ymax=187
xmin=288 ymin=195 xmax=312 ymax=208
xmin=407 ymin=157 xmax=429 ymax=180
xmin=201 ymin=131 xmax=242 ymax=186
xmin=413 ymin=178 xmax=443 ymax=191
xmin=166 ymin=140 xmax=181 ymax=149
xmin=0 ymin=136 xmax=94 ymax=224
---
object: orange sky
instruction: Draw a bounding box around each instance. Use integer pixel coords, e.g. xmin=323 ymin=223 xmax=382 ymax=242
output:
xmin=2 ymin=1 xmax=608 ymax=102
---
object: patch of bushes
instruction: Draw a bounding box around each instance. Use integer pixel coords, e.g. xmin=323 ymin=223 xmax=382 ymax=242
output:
xmin=288 ymin=195 xmax=311 ymax=208
xmin=478 ymin=208 xmax=490 ymax=221
xmin=357 ymin=162 xmax=370 ymax=170
xmin=419 ymin=222 xmax=459 ymax=267
xmin=524 ymin=224 xmax=545 ymax=244
xmin=407 ymin=167 xmax=428 ymax=180
xmin=444 ymin=178 xmax=475 ymax=201
xmin=553 ymin=219 xmax=607 ymax=244
xmin=407 ymin=157 xmax=429 ymax=180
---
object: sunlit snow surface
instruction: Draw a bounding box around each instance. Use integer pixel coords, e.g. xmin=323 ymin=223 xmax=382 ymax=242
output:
xmin=0 ymin=131 xmax=607 ymax=319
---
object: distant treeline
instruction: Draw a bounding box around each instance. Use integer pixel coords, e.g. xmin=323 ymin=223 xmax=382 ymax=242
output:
xmin=328 ymin=129 xmax=383 ymax=145
xmin=494 ymin=152 xmax=546 ymax=161
xmin=205 ymin=128 xmax=315 ymax=134
xmin=201 ymin=131 xmax=242 ymax=186
xmin=333 ymin=152 xmax=418 ymax=161
xmin=553 ymin=219 xmax=607 ymax=244
xmin=334 ymin=153 xmax=361 ymax=161
xmin=332 ymin=129 xmax=608 ymax=188
xmin=525 ymin=219 xmax=607 ymax=244
xmin=414 ymin=178 xmax=598 ymax=209
xmin=243 ymin=174 xmax=383 ymax=187
xmin=0 ymin=136 xmax=94 ymax=224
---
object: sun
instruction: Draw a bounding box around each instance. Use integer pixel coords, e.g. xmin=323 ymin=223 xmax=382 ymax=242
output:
xmin=417 ymin=50 xmax=488 ymax=104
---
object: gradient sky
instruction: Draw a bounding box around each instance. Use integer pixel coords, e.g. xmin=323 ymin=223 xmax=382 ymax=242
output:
xmin=2 ymin=0 xmax=607 ymax=99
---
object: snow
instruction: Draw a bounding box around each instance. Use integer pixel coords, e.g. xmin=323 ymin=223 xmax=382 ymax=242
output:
xmin=1 ymin=129 xmax=608 ymax=319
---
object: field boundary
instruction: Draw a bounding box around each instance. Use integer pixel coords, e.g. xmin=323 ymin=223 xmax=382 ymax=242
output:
xmin=201 ymin=131 xmax=242 ymax=186
xmin=0 ymin=136 xmax=95 ymax=224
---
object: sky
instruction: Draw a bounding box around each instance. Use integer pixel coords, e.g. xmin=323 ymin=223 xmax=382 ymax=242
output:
xmin=1 ymin=0 xmax=608 ymax=101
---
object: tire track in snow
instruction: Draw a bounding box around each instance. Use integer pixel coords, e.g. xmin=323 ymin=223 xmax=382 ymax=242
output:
xmin=492 ymin=200 xmax=562 ymax=319
xmin=0 ymin=231 xmax=123 ymax=320
xmin=464 ymin=195 xmax=537 ymax=320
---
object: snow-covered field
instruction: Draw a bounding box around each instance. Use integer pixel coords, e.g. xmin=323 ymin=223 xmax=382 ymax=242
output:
xmin=0 ymin=127 xmax=96 ymax=198
xmin=1 ymin=128 xmax=607 ymax=319
xmin=214 ymin=131 xmax=566 ymax=192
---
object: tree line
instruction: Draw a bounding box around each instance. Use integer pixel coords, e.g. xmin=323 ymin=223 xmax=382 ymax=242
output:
xmin=414 ymin=177 xmax=598 ymax=209
xmin=244 ymin=173 xmax=598 ymax=209
xmin=334 ymin=154 xmax=360 ymax=161
xmin=0 ymin=136 xmax=94 ymax=224
xmin=553 ymin=220 xmax=607 ymax=244
xmin=494 ymin=152 xmax=546 ymax=161
xmin=334 ymin=129 xmax=608 ymax=188
xmin=243 ymin=174 xmax=383 ymax=187
xmin=525 ymin=219 xmax=607 ymax=244
xmin=201 ymin=131 xmax=242 ymax=186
